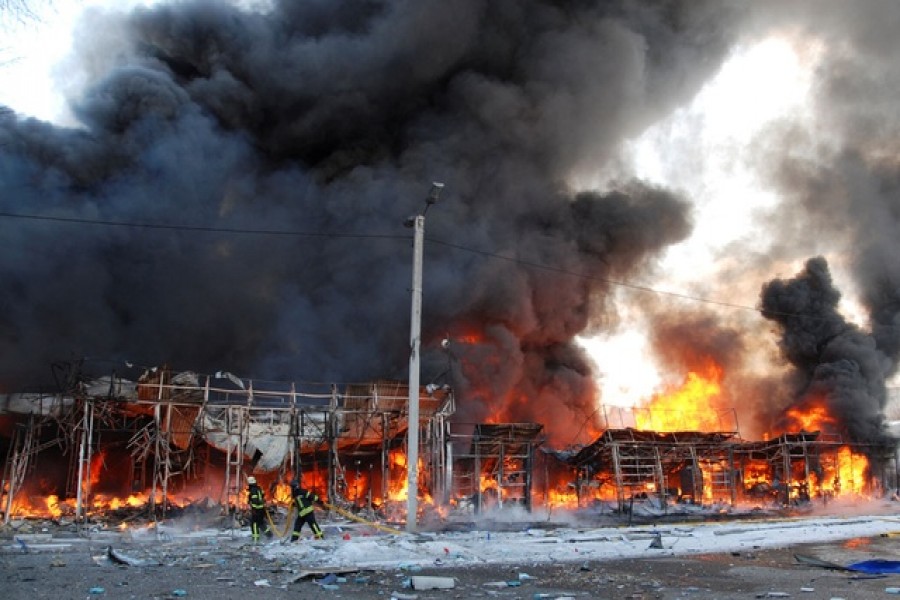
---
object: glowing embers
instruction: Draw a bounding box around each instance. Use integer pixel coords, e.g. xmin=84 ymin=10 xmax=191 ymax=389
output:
xmin=8 ymin=490 xmax=158 ymax=520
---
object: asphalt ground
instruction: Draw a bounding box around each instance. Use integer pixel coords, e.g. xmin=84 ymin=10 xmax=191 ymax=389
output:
xmin=2 ymin=530 xmax=899 ymax=600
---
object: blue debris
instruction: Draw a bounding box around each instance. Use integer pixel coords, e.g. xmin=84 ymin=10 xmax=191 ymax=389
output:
xmin=847 ymin=560 xmax=900 ymax=574
xmin=14 ymin=537 xmax=28 ymax=554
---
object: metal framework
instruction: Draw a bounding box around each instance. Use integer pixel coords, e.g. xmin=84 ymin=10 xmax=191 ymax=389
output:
xmin=447 ymin=422 xmax=544 ymax=513
xmin=0 ymin=365 xmax=455 ymax=524
xmin=564 ymin=426 xmax=888 ymax=511
xmin=568 ymin=428 xmax=739 ymax=509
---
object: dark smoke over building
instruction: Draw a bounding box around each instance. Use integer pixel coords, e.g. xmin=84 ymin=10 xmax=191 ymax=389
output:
xmin=761 ymin=257 xmax=892 ymax=445
xmin=0 ymin=0 xmax=734 ymax=444
xmin=1 ymin=1 xmax=900 ymax=446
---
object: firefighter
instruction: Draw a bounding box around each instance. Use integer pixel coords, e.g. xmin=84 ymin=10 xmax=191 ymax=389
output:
xmin=290 ymin=481 xmax=324 ymax=541
xmin=247 ymin=476 xmax=271 ymax=542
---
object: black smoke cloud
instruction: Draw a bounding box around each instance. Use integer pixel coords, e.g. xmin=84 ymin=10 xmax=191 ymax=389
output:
xmin=745 ymin=1 xmax=900 ymax=444
xmin=616 ymin=1 xmax=900 ymax=447
xmin=0 ymin=1 xmax=738 ymax=442
xmin=760 ymin=257 xmax=892 ymax=445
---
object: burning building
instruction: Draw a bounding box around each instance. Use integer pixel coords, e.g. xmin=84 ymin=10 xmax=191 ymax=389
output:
xmin=1 ymin=356 xmax=897 ymax=525
xmin=0 ymin=362 xmax=458 ymax=523
xmin=4 ymin=2 xmax=900 ymax=527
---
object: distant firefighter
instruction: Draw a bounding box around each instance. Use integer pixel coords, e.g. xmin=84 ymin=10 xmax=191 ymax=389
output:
xmin=290 ymin=481 xmax=324 ymax=541
xmin=246 ymin=476 xmax=272 ymax=542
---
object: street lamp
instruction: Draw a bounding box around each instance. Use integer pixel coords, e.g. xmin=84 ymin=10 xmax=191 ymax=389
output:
xmin=406 ymin=181 xmax=443 ymax=532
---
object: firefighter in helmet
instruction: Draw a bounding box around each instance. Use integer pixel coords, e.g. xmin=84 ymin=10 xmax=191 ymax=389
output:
xmin=246 ymin=476 xmax=271 ymax=542
xmin=290 ymin=480 xmax=324 ymax=541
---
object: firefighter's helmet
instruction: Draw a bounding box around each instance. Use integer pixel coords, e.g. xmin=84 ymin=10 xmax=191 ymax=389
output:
xmin=247 ymin=476 xmax=257 ymax=485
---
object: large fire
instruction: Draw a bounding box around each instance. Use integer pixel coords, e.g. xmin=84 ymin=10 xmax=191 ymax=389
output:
xmin=778 ymin=395 xmax=869 ymax=497
xmin=542 ymin=361 xmax=874 ymax=509
xmin=0 ymin=356 xmax=882 ymax=522
xmin=635 ymin=364 xmax=725 ymax=431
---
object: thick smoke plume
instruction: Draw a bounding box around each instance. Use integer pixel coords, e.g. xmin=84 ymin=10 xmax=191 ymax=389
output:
xmin=761 ymin=257 xmax=892 ymax=445
xmin=0 ymin=1 xmax=736 ymax=443
xmin=623 ymin=1 xmax=900 ymax=447
xmin=748 ymin=1 xmax=900 ymax=445
xmin=5 ymin=1 xmax=900 ymax=448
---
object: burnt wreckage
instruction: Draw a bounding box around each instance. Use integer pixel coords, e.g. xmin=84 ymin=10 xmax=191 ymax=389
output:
xmin=1 ymin=362 xmax=898 ymax=523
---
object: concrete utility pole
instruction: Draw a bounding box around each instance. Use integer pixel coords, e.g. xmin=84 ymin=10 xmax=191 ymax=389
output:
xmin=406 ymin=181 xmax=443 ymax=532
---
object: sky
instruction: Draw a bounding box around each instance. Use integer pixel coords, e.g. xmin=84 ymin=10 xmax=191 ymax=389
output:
xmin=0 ymin=1 xmax=151 ymax=123
xmin=2 ymin=1 xmax=900 ymax=448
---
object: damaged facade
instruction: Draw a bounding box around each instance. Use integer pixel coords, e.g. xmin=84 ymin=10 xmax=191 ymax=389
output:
xmin=1 ymin=362 xmax=898 ymax=525
xmin=0 ymin=363 xmax=454 ymax=524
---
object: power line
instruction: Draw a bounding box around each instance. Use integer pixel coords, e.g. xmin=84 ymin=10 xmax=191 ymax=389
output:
xmin=427 ymin=236 xmax=763 ymax=315
xmin=0 ymin=210 xmax=824 ymax=319
xmin=0 ymin=211 xmax=404 ymax=240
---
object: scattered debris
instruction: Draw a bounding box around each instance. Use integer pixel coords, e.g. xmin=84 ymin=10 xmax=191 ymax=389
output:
xmin=796 ymin=554 xmax=900 ymax=574
xmin=285 ymin=566 xmax=360 ymax=584
xmin=846 ymin=560 xmax=900 ymax=574
xmin=107 ymin=546 xmax=157 ymax=567
xmin=793 ymin=554 xmax=850 ymax=570
xmin=410 ymin=575 xmax=455 ymax=590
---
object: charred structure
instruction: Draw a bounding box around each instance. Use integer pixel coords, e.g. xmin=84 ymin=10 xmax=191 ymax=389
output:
xmin=0 ymin=362 xmax=455 ymax=524
xmin=2 ymin=360 xmax=897 ymax=525
xmin=448 ymin=423 xmax=545 ymax=514
xmin=558 ymin=428 xmax=897 ymax=513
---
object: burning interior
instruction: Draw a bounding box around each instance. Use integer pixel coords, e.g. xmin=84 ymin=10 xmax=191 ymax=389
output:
xmin=1 ymin=360 xmax=897 ymax=527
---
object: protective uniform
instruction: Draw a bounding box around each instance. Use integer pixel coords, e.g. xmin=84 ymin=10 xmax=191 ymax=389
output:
xmin=290 ymin=482 xmax=324 ymax=541
xmin=247 ymin=476 xmax=271 ymax=542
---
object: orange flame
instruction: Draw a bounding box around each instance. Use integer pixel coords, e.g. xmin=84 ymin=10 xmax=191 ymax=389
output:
xmin=46 ymin=494 xmax=62 ymax=518
xmin=784 ymin=395 xmax=838 ymax=432
xmin=635 ymin=364 xmax=724 ymax=431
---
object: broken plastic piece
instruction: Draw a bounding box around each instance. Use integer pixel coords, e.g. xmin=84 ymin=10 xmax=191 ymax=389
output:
xmin=411 ymin=576 xmax=455 ymax=590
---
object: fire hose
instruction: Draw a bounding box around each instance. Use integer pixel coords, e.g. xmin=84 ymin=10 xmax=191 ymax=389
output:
xmin=263 ymin=504 xmax=294 ymax=538
xmin=321 ymin=501 xmax=405 ymax=536
xmin=261 ymin=500 xmax=404 ymax=537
